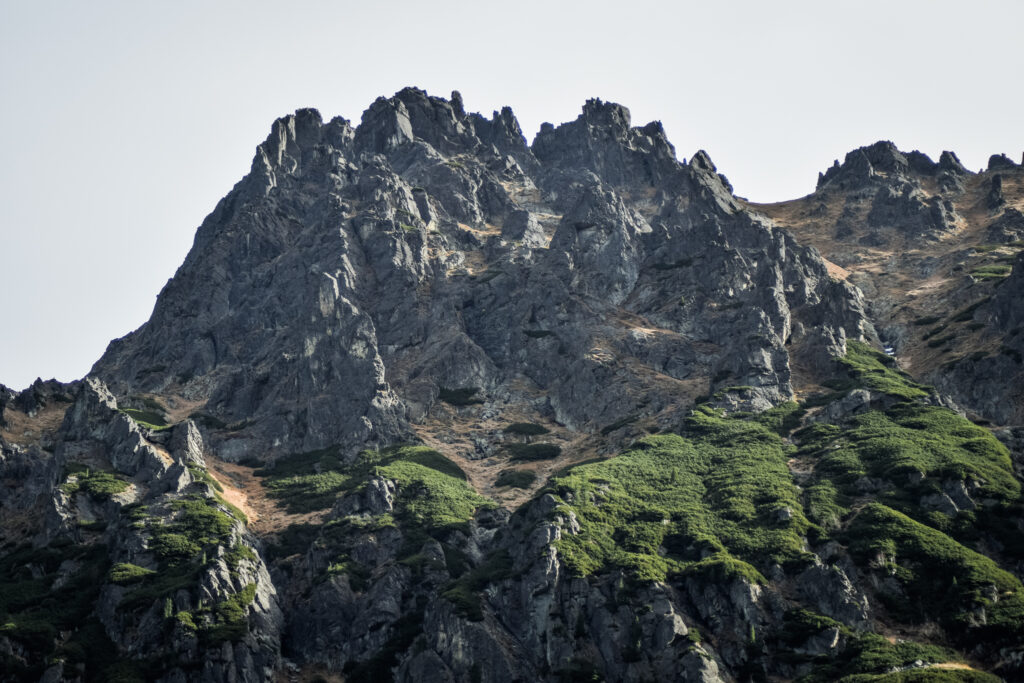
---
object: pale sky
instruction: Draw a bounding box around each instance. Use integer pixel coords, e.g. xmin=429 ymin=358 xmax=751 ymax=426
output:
xmin=2 ymin=0 xmax=1022 ymax=390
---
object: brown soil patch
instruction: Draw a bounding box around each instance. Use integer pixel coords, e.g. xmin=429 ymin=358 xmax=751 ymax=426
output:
xmin=411 ymin=408 xmax=593 ymax=510
xmin=148 ymin=394 xmax=208 ymax=424
xmin=205 ymin=456 xmax=327 ymax=536
xmin=822 ymin=258 xmax=850 ymax=281
xmin=1 ymin=403 xmax=69 ymax=447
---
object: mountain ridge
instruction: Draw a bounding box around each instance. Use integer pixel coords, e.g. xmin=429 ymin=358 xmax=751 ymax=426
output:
xmin=2 ymin=87 xmax=1022 ymax=683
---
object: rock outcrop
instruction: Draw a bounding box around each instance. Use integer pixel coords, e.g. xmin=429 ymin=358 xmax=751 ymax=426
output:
xmin=91 ymin=87 xmax=871 ymax=458
xmin=3 ymin=89 xmax=1023 ymax=683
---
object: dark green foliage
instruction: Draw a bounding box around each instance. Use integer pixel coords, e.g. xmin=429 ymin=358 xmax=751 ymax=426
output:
xmin=926 ymin=333 xmax=956 ymax=348
xmin=120 ymin=407 xmax=169 ymax=429
xmin=600 ymin=414 xmax=638 ymax=436
xmin=797 ymin=630 xmax=983 ymax=682
xmin=346 ymin=602 xmax=426 ymax=680
xmin=845 ymin=671 xmax=1001 ymax=682
xmin=503 ymin=422 xmax=550 ymax=436
xmin=63 ymin=468 xmax=130 ymax=499
xmin=0 ymin=542 xmax=110 ymax=673
xmin=120 ymin=566 xmax=200 ymax=611
xmin=652 ymin=258 xmax=693 ymax=270
xmin=970 ymin=264 xmax=1012 ymax=279
xmin=847 ymin=504 xmax=1024 ymax=641
xmin=495 ymin=469 xmax=537 ymax=488
xmin=811 ymin=403 xmax=1018 ymax=507
xmin=442 ymin=550 xmax=515 ymax=620
xmin=120 ymin=495 xmax=238 ymax=612
xmin=169 ymin=497 xmax=235 ymax=542
xmin=803 ymin=480 xmax=847 ymax=534
xmin=912 ymin=315 xmax=942 ymax=326
xmin=780 ymin=609 xmax=848 ymax=646
xmin=755 ymin=401 xmax=805 ymax=436
xmin=547 ymin=409 xmax=811 ymax=582
xmin=839 ymin=341 xmax=929 ymax=399
xmin=439 ymin=386 xmax=484 ymax=405
xmin=225 ymin=542 xmax=257 ymax=571
xmin=188 ymin=465 xmax=223 ymax=492
xmin=263 ymin=470 xmax=348 ymax=513
xmin=256 ymin=446 xmax=348 ymax=513
xmin=266 ymin=523 xmax=320 ymax=560
xmin=149 ymin=533 xmax=201 ymax=562
xmin=189 ymin=411 xmax=228 ymax=429
xmin=951 ymin=298 xmax=990 ymax=322
xmin=202 ymin=583 xmax=257 ymax=644
xmin=371 ymin=449 xmax=487 ymax=529
xmin=260 ymin=445 xmax=488 ymax=531
xmin=109 ymin=563 xmax=156 ymax=585
xmin=506 ymin=442 xmax=562 ymax=461
xmin=255 ymin=445 xmax=345 ymax=478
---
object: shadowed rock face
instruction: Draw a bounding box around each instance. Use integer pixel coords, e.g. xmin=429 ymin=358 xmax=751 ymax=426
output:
xmin=91 ymin=87 xmax=871 ymax=460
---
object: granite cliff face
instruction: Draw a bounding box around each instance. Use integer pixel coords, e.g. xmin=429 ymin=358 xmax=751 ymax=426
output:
xmin=2 ymin=89 xmax=1023 ymax=683
xmin=90 ymin=89 xmax=871 ymax=460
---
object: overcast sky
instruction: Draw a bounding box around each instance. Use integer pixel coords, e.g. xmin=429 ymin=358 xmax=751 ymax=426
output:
xmin=1 ymin=0 xmax=1022 ymax=390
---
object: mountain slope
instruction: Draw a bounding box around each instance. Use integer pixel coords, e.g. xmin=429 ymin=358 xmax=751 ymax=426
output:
xmin=752 ymin=142 xmax=1024 ymax=425
xmin=2 ymin=89 xmax=1022 ymax=683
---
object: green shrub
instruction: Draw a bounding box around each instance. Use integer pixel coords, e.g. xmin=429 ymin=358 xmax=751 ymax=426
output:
xmin=846 ymin=504 xmax=1024 ymax=641
xmin=546 ymin=410 xmax=811 ymax=583
xmin=503 ymin=422 xmax=550 ymax=436
xmin=170 ymin=497 xmax=235 ymax=541
xmin=255 ymin=446 xmax=349 ymax=512
xmin=506 ymin=443 xmax=562 ymax=461
xmin=810 ymin=403 xmax=1018 ymax=509
xmin=755 ymin=401 xmax=805 ymax=436
xmin=927 ymin=333 xmax=956 ymax=348
xmin=109 ymin=563 xmax=156 ymax=585
xmin=839 ymin=341 xmax=929 ymax=399
xmin=439 ymin=386 xmax=484 ymax=406
xmin=120 ymin=407 xmax=169 ymax=429
xmin=798 ymin=630 xmax=982 ymax=682
xmin=495 ymin=470 xmax=537 ymax=488
xmin=0 ymin=543 xmax=110 ymax=667
xmin=149 ymin=533 xmax=200 ymax=562
xmin=63 ymin=468 xmax=130 ymax=499
xmin=188 ymin=465 xmax=224 ymax=492
xmin=189 ymin=411 xmax=228 ymax=429
xmin=442 ymin=551 xmax=514 ymax=620
xmin=260 ymin=445 xmax=488 ymax=531
xmin=970 ymin=264 xmax=1012 ymax=279
xmin=203 ymin=583 xmax=257 ymax=644
xmin=951 ymin=298 xmax=990 ymax=322
xmin=600 ymin=414 xmax=639 ymax=436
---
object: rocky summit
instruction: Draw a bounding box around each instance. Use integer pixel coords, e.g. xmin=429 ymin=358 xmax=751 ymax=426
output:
xmin=2 ymin=87 xmax=1023 ymax=683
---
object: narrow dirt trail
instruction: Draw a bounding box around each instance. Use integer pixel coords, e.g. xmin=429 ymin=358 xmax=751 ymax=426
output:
xmin=205 ymin=456 xmax=326 ymax=536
